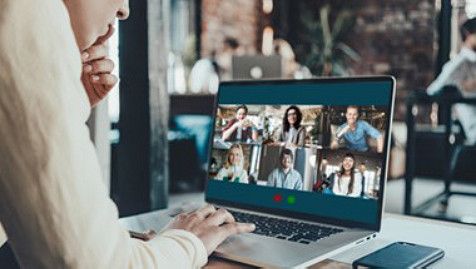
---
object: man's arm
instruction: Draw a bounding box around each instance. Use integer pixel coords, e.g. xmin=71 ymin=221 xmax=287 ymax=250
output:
xmin=427 ymin=55 xmax=465 ymax=95
xmin=222 ymin=120 xmax=239 ymax=141
xmin=0 ymin=1 xmax=207 ymax=267
xmin=362 ymin=121 xmax=383 ymax=152
xmin=331 ymin=124 xmax=347 ymax=149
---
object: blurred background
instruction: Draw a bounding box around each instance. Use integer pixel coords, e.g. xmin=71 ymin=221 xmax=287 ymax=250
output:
xmin=89 ymin=0 xmax=476 ymax=225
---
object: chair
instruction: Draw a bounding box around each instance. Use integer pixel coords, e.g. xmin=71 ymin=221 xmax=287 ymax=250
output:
xmin=439 ymin=121 xmax=476 ymax=213
xmin=404 ymin=86 xmax=476 ymax=223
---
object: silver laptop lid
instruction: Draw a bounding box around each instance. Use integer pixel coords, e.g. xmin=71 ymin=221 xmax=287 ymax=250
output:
xmin=205 ymin=77 xmax=396 ymax=231
xmin=232 ymin=55 xmax=282 ymax=80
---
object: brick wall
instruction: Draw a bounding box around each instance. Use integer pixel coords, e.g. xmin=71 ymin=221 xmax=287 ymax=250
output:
xmin=201 ymin=0 xmax=437 ymax=120
xmin=201 ymin=0 xmax=261 ymax=57
xmin=277 ymin=0 xmax=436 ymax=120
xmin=344 ymin=0 xmax=436 ymax=119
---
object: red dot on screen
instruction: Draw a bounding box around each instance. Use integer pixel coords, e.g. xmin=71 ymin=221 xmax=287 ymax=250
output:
xmin=273 ymin=195 xmax=282 ymax=202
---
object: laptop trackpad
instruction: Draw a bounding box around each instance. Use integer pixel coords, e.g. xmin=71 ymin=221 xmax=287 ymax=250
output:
xmin=215 ymin=233 xmax=318 ymax=267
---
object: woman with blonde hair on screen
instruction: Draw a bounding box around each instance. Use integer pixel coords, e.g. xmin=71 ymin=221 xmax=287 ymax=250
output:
xmin=0 ymin=0 xmax=253 ymax=267
xmin=216 ymin=144 xmax=249 ymax=184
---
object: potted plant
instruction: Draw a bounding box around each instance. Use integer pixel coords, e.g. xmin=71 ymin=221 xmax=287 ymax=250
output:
xmin=299 ymin=4 xmax=360 ymax=76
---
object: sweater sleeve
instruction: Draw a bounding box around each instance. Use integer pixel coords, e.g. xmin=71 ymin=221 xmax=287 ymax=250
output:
xmin=130 ymin=230 xmax=208 ymax=268
xmin=427 ymin=54 xmax=465 ymax=95
xmin=297 ymin=127 xmax=307 ymax=146
xmin=0 ymin=0 xmax=207 ymax=268
xmin=0 ymin=223 xmax=6 ymax=247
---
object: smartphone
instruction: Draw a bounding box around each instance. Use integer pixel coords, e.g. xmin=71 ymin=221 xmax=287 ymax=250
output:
xmin=352 ymin=241 xmax=445 ymax=268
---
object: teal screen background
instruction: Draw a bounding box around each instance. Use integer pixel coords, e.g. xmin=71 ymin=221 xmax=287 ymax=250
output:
xmin=207 ymin=80 xmax=392 ymax=225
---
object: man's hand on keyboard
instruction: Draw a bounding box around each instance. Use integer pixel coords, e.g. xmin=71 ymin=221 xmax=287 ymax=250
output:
xmin=162 ymin=204 xmax=255 ymax=255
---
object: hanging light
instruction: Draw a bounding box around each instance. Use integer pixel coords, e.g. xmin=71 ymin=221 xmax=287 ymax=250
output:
xmin=263 ymin=0 xmax=273 ymax=14
xmin=262 ymin=26 xmax=274 ymax=56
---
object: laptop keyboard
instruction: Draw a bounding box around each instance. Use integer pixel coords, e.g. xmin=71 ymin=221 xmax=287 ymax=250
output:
xmin=228 ymin=209 xmax=344 ymax=244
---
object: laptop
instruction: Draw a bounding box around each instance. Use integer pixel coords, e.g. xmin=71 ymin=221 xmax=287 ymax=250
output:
xmin=232 ymin=55 xmax=282 ymax=80
xmin=205 ymin=76 xmax=396 ymax=267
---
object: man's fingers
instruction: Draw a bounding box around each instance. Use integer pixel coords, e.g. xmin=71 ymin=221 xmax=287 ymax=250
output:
xmin=177 ymin=205 xmax=217 ymax=227
xmin=221 ymin=222 xmax=256 ymax=237
xmin=82 ymin=44 xmax=108 ymax=62
xmin=91 ymin=74 xmax=118 ymax=88
xmin=91 ymin=84 xmax=109 ymax=100
xmin=84 ymin=59 xmax=114 ymax=74
xmin=205 ymin=208 xmax=235 ymax=226
xmin=197 ymin=204 xmax=217 ymax=219
xmin=94 ymin=26 xmax=116 ymax=45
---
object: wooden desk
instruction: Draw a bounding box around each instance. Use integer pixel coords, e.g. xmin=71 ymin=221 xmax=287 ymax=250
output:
xmin=120 ymin=193 xmax=476 ymax=268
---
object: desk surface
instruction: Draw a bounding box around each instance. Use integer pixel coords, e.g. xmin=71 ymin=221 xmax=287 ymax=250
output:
xmin=120 ymin=192 xmax=476 ymax=268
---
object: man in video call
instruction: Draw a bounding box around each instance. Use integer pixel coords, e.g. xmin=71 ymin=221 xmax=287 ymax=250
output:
xmin=331 ymin=106 xmax=384 ymax=153
xmin=222 ymin=105 xmax=259 ymax=143
xmin=267 ymin=149 xmax=303 ymax=190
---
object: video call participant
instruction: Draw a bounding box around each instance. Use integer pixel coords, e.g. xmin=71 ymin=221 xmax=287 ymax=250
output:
xmin=276 ymin=105 xmax=307 ymax=147
xmin=216 ymin=144 xmax=249 ymax=183
xmin=331 ymin=106 xmax=384 ymax=153
xmin=330 ymin=153 xmax=363 ymax=197
xmin=222 ymin=105 xmax=258 ymax=143
xmin=267 ymin=148 xmax=303 ymax=190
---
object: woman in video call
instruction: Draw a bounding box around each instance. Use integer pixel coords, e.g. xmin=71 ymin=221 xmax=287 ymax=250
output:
xmin=330 ymin=153 xmax=363 ymax=197
xmin=276 ymin=105 xmax=307 ymax=147
xmin=331 ymin=106 xmax=383 ymax=153
xmin=216 ymin=144 xmax=249 ymax=183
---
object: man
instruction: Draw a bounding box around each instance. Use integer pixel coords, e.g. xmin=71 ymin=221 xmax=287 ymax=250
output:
xmin=0 ymin=0 xmax=254 ymax=268
xmin=267 ymin=149 xmax=303 ymax=190
xmin=331 ymin=106 xmax=384 ymax=153
xmin=427 ymin=18 xmax=476 ymax=145
xmin=222 ymin=105 xmax=259 ymax=142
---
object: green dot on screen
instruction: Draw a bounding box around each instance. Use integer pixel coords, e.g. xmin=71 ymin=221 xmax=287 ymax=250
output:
xmin=287 ymin=196 xmax=295 ymax=204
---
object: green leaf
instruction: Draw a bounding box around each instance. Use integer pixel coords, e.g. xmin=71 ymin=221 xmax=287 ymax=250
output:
xmin=336 ymin=43 xmax=361 ymax=61
xmin=332 ymin=10 xmax=353 ymax=40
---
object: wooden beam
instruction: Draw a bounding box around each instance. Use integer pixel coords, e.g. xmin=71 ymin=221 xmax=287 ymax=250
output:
xmin=117 ymin=0 xmax=170 ymax=216
xmin=148 ymin=0 xmax=170 ymax=210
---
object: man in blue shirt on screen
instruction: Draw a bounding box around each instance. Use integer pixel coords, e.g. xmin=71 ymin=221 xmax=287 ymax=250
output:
xmin=267 ymin=149 xmax=303 ymax=190
xmin=331 ymin=106 xmax=384 ymax=153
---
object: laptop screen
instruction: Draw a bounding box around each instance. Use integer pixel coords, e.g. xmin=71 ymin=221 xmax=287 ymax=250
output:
xmin=206 ymin=77 xmax=395 ymax=229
